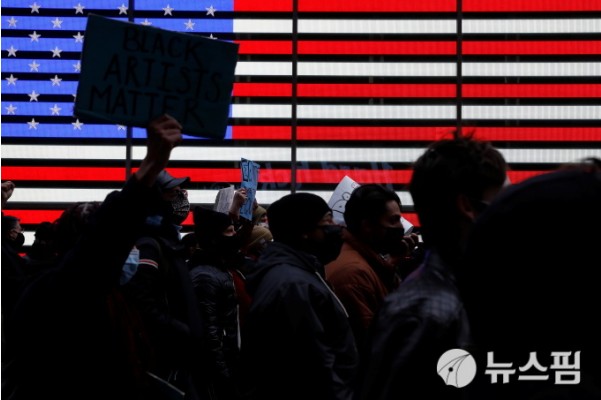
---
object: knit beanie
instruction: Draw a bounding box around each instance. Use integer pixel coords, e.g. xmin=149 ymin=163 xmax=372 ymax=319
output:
xmin=193 ymin=206 xmax=233 ymax=244
xmin=267 ymin=193 xmax=331 ymax=244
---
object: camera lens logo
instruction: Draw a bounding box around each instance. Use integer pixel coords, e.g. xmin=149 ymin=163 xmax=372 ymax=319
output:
xmin=437 ymin=349 xmax=477 ymax=388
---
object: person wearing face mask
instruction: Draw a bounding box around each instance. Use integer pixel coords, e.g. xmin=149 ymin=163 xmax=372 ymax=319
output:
xmin=325 ymin=184 xmax=418 ymax=364
xmin=238 ymin=193 xmax=358 ymax=400
xmin=188 ymin=207 xmax=246 ymax=400
xmin=2 ymin=215 xmax=25 ymax=253
xmin=121 ymin=169 xmax=205 ymax=399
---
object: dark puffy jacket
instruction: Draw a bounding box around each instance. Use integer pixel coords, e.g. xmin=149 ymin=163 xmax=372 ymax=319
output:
xmin=239 ymin=241 xmax=358 ymax=400
xmin=188 ymin=251 xmax=239 ymax=382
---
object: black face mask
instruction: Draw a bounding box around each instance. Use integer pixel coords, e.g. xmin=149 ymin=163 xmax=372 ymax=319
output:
xmin=377 ymin=226 xmax=406 ymax=256
xmin=308 ymin=225 xmax=344 ymax=265
xmin=167 ymin=191 xmax=190 ymax=225
xmin=215 ymin=234 xmax=242 ymax=256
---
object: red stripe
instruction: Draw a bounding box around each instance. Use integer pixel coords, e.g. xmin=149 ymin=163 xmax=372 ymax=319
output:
xmin=231 ymin=126 xmax=292 ymax=140
xmin=7 ymin=210 xmax=64 ymax=224
xmin=464 ymin=84 xmax=601 ymax=98
xmin=297 ymin=83 xmax=456 ymax=98
xmin=298 ymin=41 xmax=456 ymax=55
xmin=237 ymin=41 xmax=292 ymax=55
xmin=233 ymin=0 xmax=292 ymax=11
xmin=463 ymin=0 xmax=601 ymax=12
xmin=296 ymin=127 xmax=458 ymax=141
xmin=296 ymin=170 xmax=413 ymax=184
xmin=298 ymin=0 xmax=456 ymax=12
xmin=464 ymin=41 xmax=601 ymax=55
xmin=466 ymin=127 xmax=601 ymax=141
xmin=2 ymin=167 xmax=126 ymax=181
xmin=233 ymin=83 xmax=292 ymax=97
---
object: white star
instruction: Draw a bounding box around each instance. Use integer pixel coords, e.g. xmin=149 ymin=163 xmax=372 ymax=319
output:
xmin=30 ymin=2 xmax=41 ymax=13
xmin=29 ymin=60 xmax=40 ymax=72
xmin=51 ymin=47 xmax=62 ymax=58
xmin=29 ymin=31 xmax=41 ymax=42
xmin=29 ymin=90 xmax=40 ymax=101
xmin=5 ymin=104 xmax=17 ymax=115
xmin=51 ymin=18 xmax=63 ymax=28
xmin=163 ymin=4 xmax=174 ymax=16
xmin=206 ymin=5 xmax=216 ymax=16
xmin=5 ymin=74 xmax=18 ymax=86
xmin=118 ymin=3 xmax=128 ymax=15
xmin=50 ymin=104 xmax=62 ymax=115
xmin=7 ymin=17 xmax=18 ymax=28
xmin=7 ymin=46 xmax=18 ymax=57
xmin=50 ymin=75 xmax=62 ymax=86
xmin=73 ymin=61 xmax=81 ymax=72
xmin=209 ymin=33 xmax=217 ymax=40
xmin=117 ymin=124 xmax=126 ymax=131
xmin=74 ymin=3 xmax=85 ymax=14
xmin=28 ymin=118 xmax=40 ymax=130
xmin=140 ymin=19 xmax=152 ymax=26
xmin=73 ymin=32 xmax=84 ymax=43
xmin=184 ymin=19 xmax=195 ymax=30
xmin=72 ymin=119 xmax=84 ymax=130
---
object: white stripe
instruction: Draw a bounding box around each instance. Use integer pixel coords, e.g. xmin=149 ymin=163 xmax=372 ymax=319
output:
xmin=10 ymin=189 xmax=415 ymax=207
xmin=5 ymin=145 xmax=599 ymax=165
xmin=232 ymin=104 xmax=291 ymax=119
xmin=2 ymin=145 xmax=293 ymax=162
xmin=298 ymin=105 xmax=456 ymax=119
xmin=464 ymin=105 xmax=601 ymax=120
xmin=464 ymin=19 xmax=601 ymax=34
xmin=299 ymin=19 xmax=456 ymax=34
xmin=499 ymin=149 xmax=601 ymax=164
xmin=235 ymin=61 xmax=292 ymax=76
xmin=233 ymin=19 xmax=292 ymax=33
xmin=299 ymin=62 xmax=456 ymax=77
xmin=463 ymin=62 xmax=601 ymax=77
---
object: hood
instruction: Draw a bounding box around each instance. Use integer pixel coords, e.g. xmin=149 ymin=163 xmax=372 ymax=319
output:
xmin=245 ymin=241 xmax=322 ymax=295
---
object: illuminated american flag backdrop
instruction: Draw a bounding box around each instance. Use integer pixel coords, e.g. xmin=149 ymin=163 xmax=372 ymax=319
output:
xmin=2 ymin=0 xmax=601 ymax=244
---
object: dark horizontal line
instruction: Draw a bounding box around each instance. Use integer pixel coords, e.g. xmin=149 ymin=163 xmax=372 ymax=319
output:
xmin=296 ymin=76 xmax=457 ymax=84
xmin=231 ymin=97 xmax=459 ymax=105
xmin=297 ymin=55 xmax=457 ymax=62
xmin=462 ymin=12 xmax=601 ymax=19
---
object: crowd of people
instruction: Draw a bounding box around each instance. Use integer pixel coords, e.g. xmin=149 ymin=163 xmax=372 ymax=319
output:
xmin=2 ymin=114 xmax=600 ymax=400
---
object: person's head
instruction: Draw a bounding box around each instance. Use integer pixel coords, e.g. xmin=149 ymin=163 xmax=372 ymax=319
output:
xmin=193 ymin=207 xmax=240 ymax=256
xmin=461 ymin=167 xmax=601 ymax=397
xmin=267 ymin=193 xmax=343 ymax=264
xmin=252 ymin=205 xmax=269 ymax=228
xmin=242 ymin=225 xmax=273 ymax=261
xmin=2 ymin=215 xmax=25 ymax=250
xmin=27 ymin=221 xmax=57 ymax=260
xmin=54 ymin=201 xmax=102 ymax=257
xmin=344 ymin=184 xmax=405 ymax=255
xmin=156 ymin=169 xmax=190 ymax=225
xmin=409 ymin=135 xmax=507 ymax=260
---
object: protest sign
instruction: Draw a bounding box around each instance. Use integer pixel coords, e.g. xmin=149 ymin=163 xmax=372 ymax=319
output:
xmin=214 ymin=185 xmax=235 ymax=215
xmin=240 ymin=158 xmax=260 ymax=221
xmin=74 ymin=14 xmax=239 ymax=139
xmin=328 ymin=175 xmax=361 ymax=225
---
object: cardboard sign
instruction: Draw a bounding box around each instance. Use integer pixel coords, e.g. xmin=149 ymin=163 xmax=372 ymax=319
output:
xmin=75 ymin=14 xmax=239 ymax=139
xmin=328 ymin=175 xmax=361 ymax=226
xmin=240 ymin=158 xmax=260 ymax=221
xmin=214 ymin=185 xmax=235 ymax=215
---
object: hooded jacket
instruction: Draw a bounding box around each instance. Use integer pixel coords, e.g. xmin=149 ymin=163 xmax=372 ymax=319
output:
xmin=239 ymin=241 xmax=359 ymax=400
